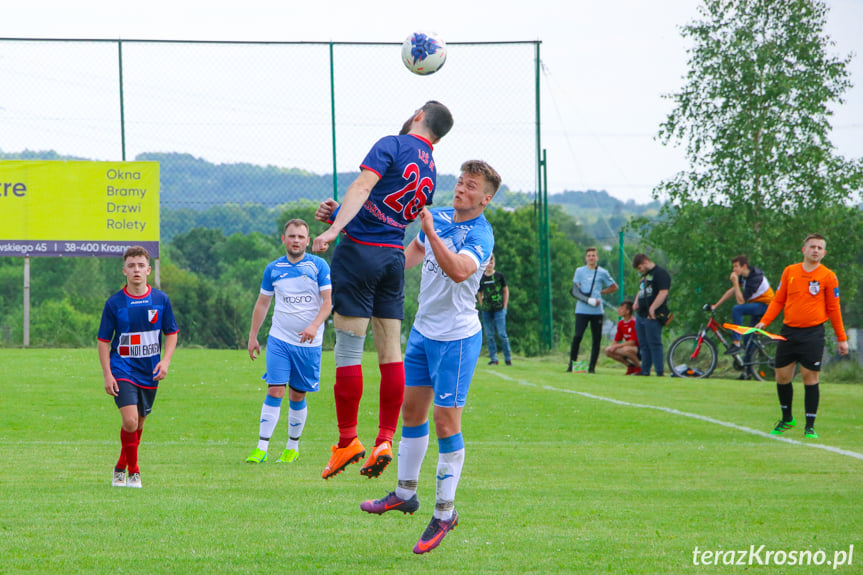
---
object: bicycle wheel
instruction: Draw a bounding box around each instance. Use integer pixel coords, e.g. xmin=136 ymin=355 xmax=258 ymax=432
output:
xmin=667 ymin=334 xmax=718 ymax=378
xmin=749 ymin=339 xmax=778 ymax=382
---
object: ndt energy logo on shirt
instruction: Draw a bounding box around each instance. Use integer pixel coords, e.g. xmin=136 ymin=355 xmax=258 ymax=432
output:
xmin=117 ymin=330 xmax=161 ymax=358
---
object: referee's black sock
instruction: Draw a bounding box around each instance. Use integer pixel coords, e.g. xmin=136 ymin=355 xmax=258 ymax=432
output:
xmin=804 ymin=383 xmax=820 ymax=429
xmin=777 ymin=382 xmax=794 ymax=422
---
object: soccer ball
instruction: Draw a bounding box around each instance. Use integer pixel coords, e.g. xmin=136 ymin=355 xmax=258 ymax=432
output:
xmin=402 ymin=31 xmax=447 ymax=75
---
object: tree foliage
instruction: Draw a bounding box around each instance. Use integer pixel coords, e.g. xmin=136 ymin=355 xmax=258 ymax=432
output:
xmin=639 ymin=0 xmax=863 ymax=330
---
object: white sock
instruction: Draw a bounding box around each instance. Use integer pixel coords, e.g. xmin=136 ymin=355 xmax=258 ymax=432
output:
xmin=434 ymin=434 xmax=465 ymax=520
xmin=285 ymin=399 xmax=307 ymax=451
xmin=396 ymin=423 xmax=429 ymax=500
xmin=257 ymin=395 xmax=282 ymax=451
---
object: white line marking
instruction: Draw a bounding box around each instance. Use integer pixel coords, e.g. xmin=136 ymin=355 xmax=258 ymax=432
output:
xmin=488 ymin=371 xmax=863 ymax=461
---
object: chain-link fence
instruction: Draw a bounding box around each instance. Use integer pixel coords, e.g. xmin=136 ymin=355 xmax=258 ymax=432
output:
xmin=1 ymin=38 xmax=540 ymax=216
xmin=0 ymin=38 xmax=548 ymax=349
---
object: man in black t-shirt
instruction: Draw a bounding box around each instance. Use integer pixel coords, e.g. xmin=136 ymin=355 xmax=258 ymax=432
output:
xmin=632 ymin=253 xmax=671 ymax=376
xmin=477 ymin=254 xmax=512 ymax=366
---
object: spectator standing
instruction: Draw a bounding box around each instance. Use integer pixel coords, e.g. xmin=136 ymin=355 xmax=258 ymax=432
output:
xmin=568 ymin=247 xmax=618 ymax=373
xmin=632 ymin=253 xmax=671 ymax=376
xmin=477 ymin=254 xmax=512 ymax=366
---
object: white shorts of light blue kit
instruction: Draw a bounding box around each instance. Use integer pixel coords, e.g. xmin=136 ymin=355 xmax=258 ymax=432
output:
xmin=404 ymin=327 xmax=483 ymax=408
xmin=263 ymin=335 xmax=321 ymax=393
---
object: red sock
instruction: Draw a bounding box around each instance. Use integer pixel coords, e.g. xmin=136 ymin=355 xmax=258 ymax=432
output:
xmin=121 ymin=429 xmax=139 ymax=474
xmin=376 ymin=362 xmax=405 ymax=446
xmin=334 ymin=365 xmax=363 ymax=448
xmin=116 ymin=428 xmax=128 ymax=470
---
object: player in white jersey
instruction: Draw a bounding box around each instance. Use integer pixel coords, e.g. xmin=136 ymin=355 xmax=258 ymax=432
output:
xmin=245 ymin=219 xmax=332 ymax=464
xmin=360 ymin=160 xmax=500 ymax=555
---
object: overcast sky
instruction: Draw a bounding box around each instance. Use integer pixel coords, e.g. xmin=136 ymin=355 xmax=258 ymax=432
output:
xmin=4 ymin=0 xmax=863 ymax=203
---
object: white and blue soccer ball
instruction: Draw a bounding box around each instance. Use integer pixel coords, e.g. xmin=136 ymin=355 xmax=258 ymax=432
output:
xmin=402 ymin=31 xmax=447 ymax=75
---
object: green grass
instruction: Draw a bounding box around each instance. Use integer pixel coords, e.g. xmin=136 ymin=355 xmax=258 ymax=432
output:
xmin=1 ymin=349 xmax=861 ymax=574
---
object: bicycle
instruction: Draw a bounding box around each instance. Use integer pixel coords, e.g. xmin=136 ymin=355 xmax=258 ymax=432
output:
xmin=666 ymin=304 xmax=778 ymax=381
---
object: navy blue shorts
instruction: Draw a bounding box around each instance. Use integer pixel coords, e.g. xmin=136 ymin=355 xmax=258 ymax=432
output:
xmin=330 ymin=236 xmax=405 ymax=320
xmin=114 ymin=378 xmax=158 ymax=417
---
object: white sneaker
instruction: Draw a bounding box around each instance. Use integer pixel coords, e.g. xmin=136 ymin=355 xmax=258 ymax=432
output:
xmin=126 ymin=472 xmax=142 ymax=488
xmin=112 ymin=469 xmax=127 ymax=487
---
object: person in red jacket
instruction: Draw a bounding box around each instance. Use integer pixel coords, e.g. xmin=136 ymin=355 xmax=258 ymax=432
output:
xmin=755 ymin=234 xmax=848 ymax=440
xmin=604 ymin=301 xmax=640 ymax=375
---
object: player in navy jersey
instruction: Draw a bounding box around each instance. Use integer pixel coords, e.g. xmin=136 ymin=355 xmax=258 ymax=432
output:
xmin=360 ymin=160 xmax=500 ymax=555
xmin=312 ymin=101 xmax=453 ymax=480
xmin=98 ymin=246 xmax=178 ymax=488
xmin=245 ymin=219 xmax=332 ymax=464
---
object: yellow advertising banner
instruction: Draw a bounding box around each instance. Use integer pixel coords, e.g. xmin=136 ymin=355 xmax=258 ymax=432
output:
xmin=0 ymin=160 xmax=159 ymax=257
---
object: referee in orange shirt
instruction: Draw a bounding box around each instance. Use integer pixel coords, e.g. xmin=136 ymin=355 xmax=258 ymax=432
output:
xmin=755 ymin=234 xmax=849 ymax=439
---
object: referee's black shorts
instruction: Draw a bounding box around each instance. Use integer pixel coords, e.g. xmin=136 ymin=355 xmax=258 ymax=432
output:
xmin=775 ymin=324 xmax=826 ymax=371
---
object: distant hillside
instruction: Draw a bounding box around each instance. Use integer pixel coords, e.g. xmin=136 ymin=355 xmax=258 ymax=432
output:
xmin=549 ymin=189 xmax=662 ymax=243
xmin=1 ymin=150 xmax=659 ymax=241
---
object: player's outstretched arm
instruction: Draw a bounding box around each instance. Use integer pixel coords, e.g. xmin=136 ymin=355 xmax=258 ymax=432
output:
xmin=312 ymin=170 xmax=380 ymax=252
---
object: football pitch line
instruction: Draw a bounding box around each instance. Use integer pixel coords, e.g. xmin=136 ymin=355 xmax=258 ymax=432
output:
xmin=488 ymin=371 xmax=863 ymax=462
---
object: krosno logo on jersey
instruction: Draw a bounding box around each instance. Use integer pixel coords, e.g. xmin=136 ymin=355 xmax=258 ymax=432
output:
xmin=283 ymin=295 xmax=314 ymax=304
xmin=423 ymin=257 xmax=449 ymax=279
xmin=118 ymin=330 xmax=161 ymax=357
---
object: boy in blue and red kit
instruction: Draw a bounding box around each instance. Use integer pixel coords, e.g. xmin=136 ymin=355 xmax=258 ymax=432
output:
xmin=98 ymin=246 xmax=178 ymax=488
xmin=313 ymin=101 xmax=453 ymax=480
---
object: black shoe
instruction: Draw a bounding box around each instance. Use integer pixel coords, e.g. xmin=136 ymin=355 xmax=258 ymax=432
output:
xmin=724 ymin=344 xmax=743 ymax=356
xmin=488 ymin=360 xmax=499 ymax=366
xmin=566 ymin=364 xmax=573 ymax=373
xmin=587 ymin=369 xmax=595 ymax=374
xmin=634 ymin=372 xmax=650 ymax=376
xmin=505 ymin=360 xmax=512 ymax=366
xmin=737 ymin=372 xmax=752 ymax=380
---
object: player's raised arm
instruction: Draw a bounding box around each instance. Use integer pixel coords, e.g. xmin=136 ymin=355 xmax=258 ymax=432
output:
xmin=418 ymin=208 xmax=477 ymax=283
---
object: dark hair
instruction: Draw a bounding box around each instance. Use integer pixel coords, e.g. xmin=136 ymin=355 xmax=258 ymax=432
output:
xmin=284 ymin=218 xmax=309 ymax=234
xmin=621 ymin=300 xmax=634 ymax=313
xmin=803 ymin=233 xmax=825 ymax=245
xmin=460 ymin=160 xmax=501 ymax=196
xmin=731 ymin=254 xmax=749 ymax=267
xmin=585 ymin=247 xmax=598 ymax=255
xmin=421 ymin=100 xmax=454 ymax=141
xmin=123 ymin=245 xmax=150 ymax=262
xmin=632 ymin=253 xmax=649 ymax=268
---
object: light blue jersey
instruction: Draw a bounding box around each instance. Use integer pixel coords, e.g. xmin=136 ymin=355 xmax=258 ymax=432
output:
xmin=572 ymin=265 xmax=616 ymax=315
xmin=260 ymin=254 xmax=331 ymax=346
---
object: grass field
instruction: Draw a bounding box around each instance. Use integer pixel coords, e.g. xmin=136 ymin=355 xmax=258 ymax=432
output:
xmin=1 ymin=348 xmax=861 ymax=574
